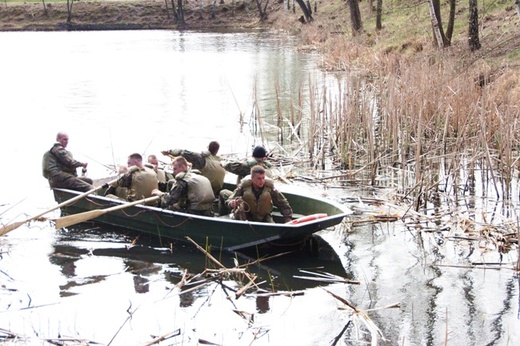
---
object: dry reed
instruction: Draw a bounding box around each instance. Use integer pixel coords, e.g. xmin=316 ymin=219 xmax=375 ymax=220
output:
xmin=260 ymin=52 xmax=519 ymax=201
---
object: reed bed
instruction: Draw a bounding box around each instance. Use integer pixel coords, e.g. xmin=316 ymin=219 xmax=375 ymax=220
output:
xmin=260 ymin=49 xmax=520 ymax=198
xmin=252 ymin=46 xmax=520 ymax=272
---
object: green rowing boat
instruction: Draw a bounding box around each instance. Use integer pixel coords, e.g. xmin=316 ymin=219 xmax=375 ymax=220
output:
xmin=52 ymin=183 xmax=351 ymax=252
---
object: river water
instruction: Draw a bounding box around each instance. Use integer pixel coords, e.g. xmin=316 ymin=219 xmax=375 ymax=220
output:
xmin=0 ymin=30 xmax=519 ymax=345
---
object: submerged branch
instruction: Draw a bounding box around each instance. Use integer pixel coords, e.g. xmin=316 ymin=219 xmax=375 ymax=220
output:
xmin=144 ymin=329 xmax=181 ymax=346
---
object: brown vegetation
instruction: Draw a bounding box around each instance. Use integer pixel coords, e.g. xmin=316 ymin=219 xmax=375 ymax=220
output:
xmin=0 ymin=1 xmax=271 ymax=31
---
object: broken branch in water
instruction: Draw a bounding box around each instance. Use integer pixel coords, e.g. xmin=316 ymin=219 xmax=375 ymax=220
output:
xmin=253 ymin=290 xmax=305 ymax=298
xmin=0 ymin=327 xmax=27 ymax=342
xmin=235 ymin=273 xmax=258 ymax=299
xmin=144 ymin=329 xmax=181 ymax=346
xmin=324 ymin=288 xmax=387 ymax=345
xmin=294 ymin=269 xmax=361 ymax=285
xmin=42 ymin=337 xmax=103 ymax=345
xmin=185 ymin=236 xmax=226 ymax=269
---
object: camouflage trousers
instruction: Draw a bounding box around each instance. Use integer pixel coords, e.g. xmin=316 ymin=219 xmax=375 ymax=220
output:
xmin=49 ymin=172 xmax=94 ymax=192
xmin=218 ymin=189 xmax=233 ymax=215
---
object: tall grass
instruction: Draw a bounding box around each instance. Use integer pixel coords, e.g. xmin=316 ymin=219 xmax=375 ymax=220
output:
xmin=254 ymin=43 xmax=520 ymax=213
xmin=350 ymin=55 xmax=515 ymax=205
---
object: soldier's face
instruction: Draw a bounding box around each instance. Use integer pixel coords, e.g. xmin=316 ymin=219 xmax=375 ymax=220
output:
xmin=58 ymin=135 xmax=69 ymax=147
xmin=251 ymin=173 xmax=266 ymax=189
xmin=127 ymin=158 xmax=137 ymax=167
xmin=173 ymin=162 xmax=185 ymax=175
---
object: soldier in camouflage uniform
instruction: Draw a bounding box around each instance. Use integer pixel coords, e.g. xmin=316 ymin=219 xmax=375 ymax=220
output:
xmin=42 ymin=132 xmax=94 ymax=192
xmin=218 ymin=145 xmax=273 ymax=215
xmin=226 ymin=165 xmax=292 ymax=223
xmin=146 ymin=154 xmax=173 ymax=191
xmin=152 ymin=156 xmax=215 ymax=216
xmin=224 ymin=145 xmax=273 ymax=184
xmin=161 ymin=141 xmax=225 ymax=196
xmin=106 ymin=153 xmax=158 ymax=205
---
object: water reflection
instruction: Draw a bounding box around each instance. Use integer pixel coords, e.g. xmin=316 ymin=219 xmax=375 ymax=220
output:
xmin=48 ymin=223 xmax=350 ymax=298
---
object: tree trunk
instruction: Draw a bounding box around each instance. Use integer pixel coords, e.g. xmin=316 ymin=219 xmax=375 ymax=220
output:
xmin=164 ymin=0 xmax=170 ymax=19
xmin=294 ymin=0 xmax=313 ymax=22
xmin=212 ymin=0 xmax=217 ymax=19
xmin=427 ymin=0 xmax=445 ymax=49
xmin=41 ymin=0 xmax=48 ymax=15
xmin=347 ymin=0 xmax=363 ymax=34
xmin=468 ymin=0 xmax=481 ymax=51
xmin=263 ymin=0 xmax=271 ymax=19
xmin=376 ymin=0 xmax=383 ymax=30
xmin=445 ymin=0 xmax=456 ymax=44
xmin=170 ymin=0 xmax=178 ymax=21
xmin=177 ymin=0 xmax=185 ymax=25
xmin=306 ymin=0 xmax=312 ymax=15
xmin=66 ymin=0 xmax=74 ymax=23
xmin=515 ymin=0 xmax=520 ymax=20
xmin=253 ymin=0 xmax=267 ymax=20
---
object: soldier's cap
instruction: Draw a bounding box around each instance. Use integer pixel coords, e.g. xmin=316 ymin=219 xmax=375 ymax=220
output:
xmin=252 ymin=146 xmax=267 ymax=158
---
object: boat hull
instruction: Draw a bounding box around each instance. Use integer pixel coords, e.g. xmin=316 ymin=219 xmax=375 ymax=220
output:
xmin=52 ymin=185 xmax=350 ymax=252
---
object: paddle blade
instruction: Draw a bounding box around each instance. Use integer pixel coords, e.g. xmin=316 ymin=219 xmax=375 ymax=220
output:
xmin=54 ymin=195 xmax=159 ymax=229
xmin=54 ymin=209 xmax=106 ymax=229
xmin=0 ymin=220 xmax=28 ymax=236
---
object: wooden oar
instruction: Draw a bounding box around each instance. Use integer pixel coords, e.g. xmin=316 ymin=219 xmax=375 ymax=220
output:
xmin=54 ymin=195 xmax=160 ymax=230
xmin=0 ymin=178 xmax=119 ymax=237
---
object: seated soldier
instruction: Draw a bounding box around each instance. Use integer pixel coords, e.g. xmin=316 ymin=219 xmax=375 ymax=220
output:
xmin=146 ymin=154 xmax=173 ymax=192
xmin=225 ymin=165 xmax=292 ymax=223
xmin=161 ymin=140 xmax=225 ymax=196
xmin=106 ymin=153 xmax=158 ymax=206
xmin=151 ymin=156 xmax=215 ymax=217
xmin=42 ymin=131 xmax=94 ymax=192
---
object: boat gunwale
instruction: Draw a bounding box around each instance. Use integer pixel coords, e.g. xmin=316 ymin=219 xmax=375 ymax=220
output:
xmin=53 ymin=187 xmax=351 ymax=228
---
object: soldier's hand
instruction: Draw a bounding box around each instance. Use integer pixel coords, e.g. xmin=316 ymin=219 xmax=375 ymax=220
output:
xmin=230 ymin=197 xmax=242 ymax=208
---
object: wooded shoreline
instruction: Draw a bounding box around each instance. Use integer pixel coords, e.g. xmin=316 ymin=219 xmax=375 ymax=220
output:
xmin=0 ymin=1 xmax=272 ymax=32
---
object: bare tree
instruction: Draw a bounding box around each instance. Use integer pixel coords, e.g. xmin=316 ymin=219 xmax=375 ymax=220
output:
xmin=164 ymin=0 xmax=170 ymax=19
xmin=41 ymin=0 xmax=48 ymax=15
xmin=253 ymin=0 xmax=269 ymax=21
xmin=295 ymin=0 xmax=313 ymax=22
xmin=177 ymin=0 xmax=185 ymax=25
xmin=306 ymin=0 xmax=312 ymax=15
xmin=468 ymin=0 xmax=481 ymax=51
xmin=170 ymin=0 xmax=178 ymax=21
xmin=212 ymin=0 xmax=217 ymax=19
xmin=445 ymin=0 xmax=456 ymax=43
xmin=376 ymin=0 xmax=383 ymax=30
xmin=347 ymin=0 xmax=362 ymax=35
xmin=66 ymin=0 xmax=74 ymax=23
xmin=427 ymin=0 xmax=450 ymax=48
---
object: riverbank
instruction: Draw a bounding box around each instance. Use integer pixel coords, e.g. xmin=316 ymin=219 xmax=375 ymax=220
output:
xmin=0 ymin=1 xmax=272 ymax=31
